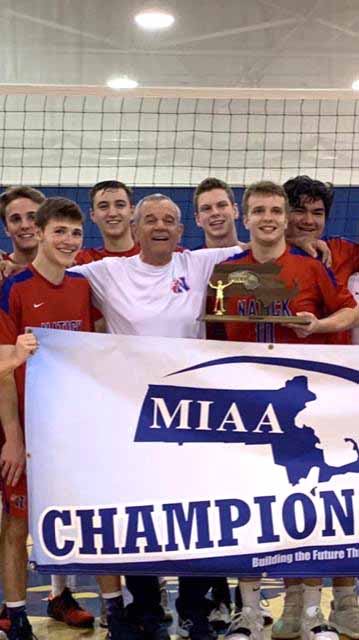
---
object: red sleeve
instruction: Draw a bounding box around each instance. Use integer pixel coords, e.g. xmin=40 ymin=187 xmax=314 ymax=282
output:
xmin=75 ymin=249 xmax=89 ymax=265
xmin=0 ymin=283 xmax=21 ymax=345
xmin=91 ymin=303 xmax=102 ymax=325
xmin=328 ymin=238 xmax=359 ymax=285
xmin=315 ymin=262 xmax=357 ymax=315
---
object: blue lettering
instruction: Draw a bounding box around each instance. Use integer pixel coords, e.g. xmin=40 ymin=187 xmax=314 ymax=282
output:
xmin=254 ymin=495 xmax=280 ymax=543
xmin=122 ymin=505 xmax=161 ymax=554
xmin=163 ymin=501 xmax=213 ymax=551
xmin=76 ymin=508 xmax=120 ymax=555
xmin=283 ymin=493 xmax=317 ymax=539
xmin=42 ymin=509 xmax=74 ymax=557
xmin=320 ymin=489 xmax=354 ymax=536
xmin=215 ymin=499 xmax=251 ymax=547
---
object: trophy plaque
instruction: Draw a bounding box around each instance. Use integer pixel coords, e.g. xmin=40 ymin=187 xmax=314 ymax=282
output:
xmin=203 ymin=261 xmax=310 ymax=324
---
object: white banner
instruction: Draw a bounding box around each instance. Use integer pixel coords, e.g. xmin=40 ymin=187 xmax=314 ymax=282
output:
xmin=26 ymin=328 xmax=359 ymax=576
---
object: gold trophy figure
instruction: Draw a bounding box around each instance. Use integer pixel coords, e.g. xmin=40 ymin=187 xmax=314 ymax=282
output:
xmin=209 ymin=279 xmax=234 ymax=315
xmin=203 ymin=261 xmax=310 ymax=324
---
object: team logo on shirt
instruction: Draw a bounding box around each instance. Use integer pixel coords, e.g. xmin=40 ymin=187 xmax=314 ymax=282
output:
xmin=10 ymin=494 xmax=26 ymax=511
xmin=171 ymin=277 xmax=190 ymax=294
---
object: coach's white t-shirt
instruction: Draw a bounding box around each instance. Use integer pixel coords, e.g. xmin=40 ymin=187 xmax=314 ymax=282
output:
xmin=348 ymin=272 xmax=359 ymax=345
xmin=70 ymin=246 xmax=242 ymax=338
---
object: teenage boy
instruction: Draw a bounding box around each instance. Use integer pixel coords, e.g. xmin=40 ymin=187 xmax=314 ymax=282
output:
xmin=271 ymin=175 xmax=359 ymax=639
xmin=75 ymin=179 xmax=138 ymax=264
xmin=0 ymin=186 xmax=97 ymax=630
xmin=0 ymin=186 xmax=45 ymax=264
xmin=220 ymin=181 xmax=358 ymax=640
xmin=0 ymin=198 xmax=95 ymax=640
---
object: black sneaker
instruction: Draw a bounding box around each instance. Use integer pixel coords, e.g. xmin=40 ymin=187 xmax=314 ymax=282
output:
xmin=178 ymin=612 xmax=217 ymax=640
xmin=143 ymin=607 xmax=171 ymax=640
xmin=8 ymin=615 xmax=38 ymax=640
xmin=107 ymin=604 xmax=144 ymax=640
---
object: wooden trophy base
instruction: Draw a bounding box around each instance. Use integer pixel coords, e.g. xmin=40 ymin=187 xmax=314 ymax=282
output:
xmin=203 ymin=314 xmax=311 ymax=324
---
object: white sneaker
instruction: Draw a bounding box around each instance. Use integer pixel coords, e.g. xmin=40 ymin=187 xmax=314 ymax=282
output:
xmin=209 ymin=603 xmax=231 ymax=631
xmin=260 ymin=601 xmax=273 ymax=627
xmin=177 ymin=617 xmax=192 ymax=639
xmin=225 ymin=607 xmax=264 ymax=640
xmin=271 ymin=588 xmax=302 ymax=639
xmin=301 ymin=606 xmax=339 ymax=640
xmin=329 ymin=594 xmax=359 ymax=638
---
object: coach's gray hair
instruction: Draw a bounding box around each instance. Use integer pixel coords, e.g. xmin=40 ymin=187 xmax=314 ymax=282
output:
xmin=133 ymin=193 xmax=182 ymax=224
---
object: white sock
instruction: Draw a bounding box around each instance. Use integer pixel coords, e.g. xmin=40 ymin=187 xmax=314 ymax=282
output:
xmin=239 ymin=580 xmax=261 ymax=609
xmin=333 ymin=584 xmax=356 ymax=605
xmin=51 ymin=575 xmax=67 ymax=597
xmin=66 ymin=575 xmax=77 ymax=591
xmin=303 ymin=585 xmax=322 ymax=611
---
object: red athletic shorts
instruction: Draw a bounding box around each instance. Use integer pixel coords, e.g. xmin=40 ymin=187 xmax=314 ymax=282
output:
xmin=1 ymin=472 xmax=28 ymax=518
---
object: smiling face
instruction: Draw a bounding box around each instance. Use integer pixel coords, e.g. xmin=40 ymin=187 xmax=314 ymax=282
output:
xmin=133 ymin=198 xmax=183 ymax=265
xmin=195 ymin=188 xmax=238 ymax=244
xmin=287 ymin=195 xmax=326 ymax=241
xmin=244 ymin=193 xmax=288 ymax=247
xmin=91 ymin=188 xmax=133 ymax=240
xmin=4 ymin=197 xmax=40 ymax=253
xmin=36 ymin=218 xmax=83 ymax=268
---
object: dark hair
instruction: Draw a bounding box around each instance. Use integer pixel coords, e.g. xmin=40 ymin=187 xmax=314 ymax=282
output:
xmin=283 ymin=175 xmax=334 ymax=218
xmin=242 ymin=180 xmax=289 ymax=216
xmin=194 ymin=177 xmax=235 ymax=212
xmin=36 ymin=197 xmax=84 ymax=230
xmin=89 ymin=180 xmax=133 ymax=208
xmin=0 ymin=185 xmax=45 ymax=225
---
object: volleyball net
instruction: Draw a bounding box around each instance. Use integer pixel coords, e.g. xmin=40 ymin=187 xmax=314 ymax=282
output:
xmin=0 ymin=87 xmax=358 ymax=246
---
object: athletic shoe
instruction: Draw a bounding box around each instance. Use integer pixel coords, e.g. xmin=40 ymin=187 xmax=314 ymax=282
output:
xmin=0 ymin=605 xmax=11 ymax=634
xmin=106 ymin=605 xmax=144 ymax=640
xmin=47 ymin=587 xmax=94 ymax=627
xmin=176 ymin=613 xmax=217 ymax=640
xmin=8 ymin=614 xmax=38 ymax=639
xmin=301 ymin=606 xmax=339 ymax=640
xmin=143 ymin=611 xmax=171 ymax=640
xmin=235 ymin=597 xmax=272 ymax=628
xmin=225 ymin=607 xmax=264 ymax=640
xmin=99 ymin=594 xmax=108 ymax=628
xmin=259 ymin=602 xmax=273 ymax=627
xmin=329 ymin=594 xmax=359 ymax=638
xmin=271 ymin=588 xmax=302 ymax=638
xmin=160 ymin=583 xmax=173 ymax=624
xmin=177 ymin=617 xmax=192 ymax=639
xmin=208 ymin=603 xmax=231 ymax=631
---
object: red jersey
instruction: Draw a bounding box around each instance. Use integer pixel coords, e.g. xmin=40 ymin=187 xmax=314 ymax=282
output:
xmin=224 ymin=246 xmax=356 ymax=344
xmin=0 ymin=265 xmax=94 ymax=429
xmin=324 ymin=238 xmax=359 ymax=344
xmin=326 ymin=237 xmax=359 ymax=287
xmin=75 ymin=244 xmax=140 ymax=265
xmin=0 ymin=252 xmax=14 ymax=262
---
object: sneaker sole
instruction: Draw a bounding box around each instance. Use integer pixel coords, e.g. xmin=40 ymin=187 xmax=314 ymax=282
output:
xmin=302 ymin=627 xmax=339 ymax=640
xmin=329 ymin=621 xmax=359 ymax=639
xmin=48 ymin=614 xmax=94 ymax=628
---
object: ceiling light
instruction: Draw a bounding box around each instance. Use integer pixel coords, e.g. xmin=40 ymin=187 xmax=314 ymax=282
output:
xmin=352 ymin=79 xmax=359 ymax=91
xmin=134 ymin=10 xmax=175 ymax=30
xmin=107 ymin=76 xmax=138 ymax=89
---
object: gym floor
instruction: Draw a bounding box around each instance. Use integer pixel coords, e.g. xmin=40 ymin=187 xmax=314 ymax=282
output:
xmin=18 ymin=573 xmax=337 ymax=639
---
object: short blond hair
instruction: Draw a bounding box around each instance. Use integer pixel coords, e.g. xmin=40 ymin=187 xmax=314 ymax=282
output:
xmin=242 ymin=181 xmax=289 ymax=216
